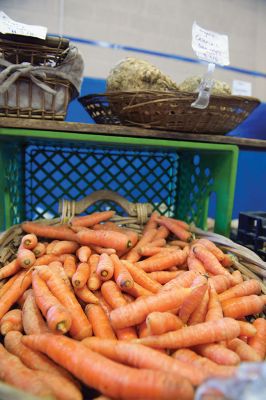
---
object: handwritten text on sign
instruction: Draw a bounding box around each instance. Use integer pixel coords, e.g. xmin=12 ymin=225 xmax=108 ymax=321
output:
xmin=0 ymin=11 xmax=47 ymax=39
xmin=192 ymin=22 xmax=229 ymax=66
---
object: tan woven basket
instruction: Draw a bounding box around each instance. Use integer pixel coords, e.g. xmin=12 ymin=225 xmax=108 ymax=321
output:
xmin=79 ymin=90 xmax=260 ymax=135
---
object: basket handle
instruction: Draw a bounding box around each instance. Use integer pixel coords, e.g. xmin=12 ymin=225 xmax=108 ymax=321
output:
xmin=58 ymin=190 xmax=154 ymax=225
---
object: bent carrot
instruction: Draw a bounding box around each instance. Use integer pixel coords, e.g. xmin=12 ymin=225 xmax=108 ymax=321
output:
xmin=85 ymin=304 xmax=116 ymax=339
xmin=22 ymin=333 xmax=194 ymax=400
xmin=122 ymin=260 xmax=162 ymax=293
xmin=72 ymin=262 xmax=90 ymax=288
xmin=22 ymin=289 xmax=49 ymax=335
xmin=222 ymin=295 xmax=266 ymax=319
xmin=248 ymin=318 xmax=266 ymax=360
xmin=110 ymin=286 xmax=191 ymax=329
xmin=137 ymin=248 xmax=188 ymax=272
xmin=63 ymin=254 xmax=77 ymax=278
xmin=136 ymin=317 xmax=240 ymax=349
xmin=17 ymin=248 xmax=36 ymax=268
xmin=196 ymin=239 xmax=225 ymax=262
xmin=96 ymin=253 xmax=114 ymax=281
xmin=36 ymin=265 xmax=92 ymax=340
xmin=74 ymin=285 xmax=99 ymax=305
xmin=88 ymin=254 xmax=101 ymax=291
xmin=76 ymin=246 xmax=92 ymax=262
xmin=193 ymin=343 xmax=240 ymax=365
xmin=218 ymin=279 xmax=261 ymax=302
xmin=0 ymin=259 xmax=21 ymax=280
xmin=146 ymin=312 xmax=183 ymax=335
xmin=101 ymin=280 xmax=127 ymax=309
xmin=156 ymin=216 xmax=192 ymax=242
xmin=111 ymin=254 xmax=134 ymax=289
xmin=22 ymin=221 xmax=77 ymax=241
xmin=227 ymin=338 xmax=261 ymax=362
xmin=32 ymin=242 xmax=46 ymax=258
xmin=187 ymin=253 xmax=206 ymax=274
xmin=71 ymin=210 xmax=115 ymax=227
xmin=21 ymin=233 xmax=38 ymax=250
xmin=77 ymin=229 xmax=131 ymax=252
xmin=193 ymin=245 xmax=230 ymax=276
xmin=147 ymin=271 xmax=181 ymax=284
xmin=0 ymin=309 xmax=23 ymax=335
xmin=188 ymin=289 xmax=209 ymax=325
xmin=82 ymin=336 xmax=204 ymax=386
xmin=0 ymin=344 xmax=52 ymax=397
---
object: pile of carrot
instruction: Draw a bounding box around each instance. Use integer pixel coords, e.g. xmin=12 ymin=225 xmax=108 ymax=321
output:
xmin=0 ymin=209 xmax=265 ymax=400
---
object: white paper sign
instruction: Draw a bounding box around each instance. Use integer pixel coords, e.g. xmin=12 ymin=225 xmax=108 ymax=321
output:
xmin=0 ymin=11 xmax=47 ymax=39
xmin=192 ymin=22 xmax=230 ymax=66
xmin=232 ymin=80 xmax=252 ymax=96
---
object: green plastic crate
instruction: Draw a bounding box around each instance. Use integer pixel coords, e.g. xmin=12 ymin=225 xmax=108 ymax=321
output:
xmin=0 ymin=128 xmax=238 ymax=236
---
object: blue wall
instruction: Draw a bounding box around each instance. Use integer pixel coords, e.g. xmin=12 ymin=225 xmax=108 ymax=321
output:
xmin=67 ymin=77 xmax=266 ymax=220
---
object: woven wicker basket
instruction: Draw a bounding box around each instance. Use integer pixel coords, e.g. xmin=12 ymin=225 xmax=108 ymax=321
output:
xmin=78 ymin=90 xmax=260 ymax=135
xmin=0 ymin=190 xmax=265 ymax=399
xmin=0 ymin=34 xmax=75 ymax=120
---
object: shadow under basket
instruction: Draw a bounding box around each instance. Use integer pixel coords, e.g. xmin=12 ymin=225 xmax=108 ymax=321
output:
xmin=78 ymin=90 xmax=260 ymax=135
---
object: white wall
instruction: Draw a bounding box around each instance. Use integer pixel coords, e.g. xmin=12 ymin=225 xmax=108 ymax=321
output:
xmin=2 ymin=0 xmax=266 ymax=100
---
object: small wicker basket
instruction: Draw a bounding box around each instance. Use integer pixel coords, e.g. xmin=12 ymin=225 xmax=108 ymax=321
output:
xmin=79 ymin=90 xmax=260 ymax=135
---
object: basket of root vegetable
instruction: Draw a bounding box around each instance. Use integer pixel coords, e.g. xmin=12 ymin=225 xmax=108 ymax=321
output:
xmin=0 ymin=190 xmax=265 ymax=400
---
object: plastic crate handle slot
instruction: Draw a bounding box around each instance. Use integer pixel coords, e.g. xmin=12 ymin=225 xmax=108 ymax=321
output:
xmin=58 ymin=190 xmax=154 ymax=225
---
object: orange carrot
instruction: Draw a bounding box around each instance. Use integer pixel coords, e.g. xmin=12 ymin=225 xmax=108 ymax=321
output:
xmin=142 ymin=211 xmax=160 ymax=234
xmin=72 ymin=262 xmax=90 ymax=288
xmin=221 ymin=253 xmax=235 ymax=268
xmin=0 ymin=309 xmax=23 ymax=335
xmin=137 ymin=317 xmax=240 ymax=349
xmin=231 ymin=270 xmax=243 ymax=285
xmin=51 ymin=240 xmax=79 ymax=256
xmin=169 ymin=240 xmax=190 ymax=248
xmin=91 ymin=245 xmax=116 ymax=255
xmin=4 ymin=331 xmax=77 ymax=384
xmin=125 ymin=229 xmax=157 ymax=262
xmin=0 ymin=274 xmax=18 ymax=298
xmin=82 ymin=336 xmax=204 ymax=387
xmin=237 ymin=320 xmax=257 ymax=337
xmin=74 ymin=285 xmax=99 ymax=304
xmin=0 ymin=344 xmax=52 ymax=397
xmin=20 ymin=233 xmax=38 ymax=250
xmin=77 ymin=229 xmax=131 ymax=252
xmin=153 ymin=225 xmax=170 ymax=240
xmin=22 ymin=221 xmax=77 ymax=241
xmin=46 ymin=239 xmax=60 ymax=254
xmin=32 ymin=271 xmax=72 ymax=333
xmin=137 ymin=248 xmax=188 ymax=272
xmin=187 ymin=253 xmax=206 ymax=274
xmin=0 ymin=259 xmax=21 ymax=280
xmin=88 ymin=254 xmax=101 ymax=291
xmin=76 ymin=246 xmax=91 ymax=262
xmin=32 ymin=242 xmax=46 ymax=258
xmin=188 ymin=289 xmax=210 ymax=325
xmin=193 ymin=245 xmax=230 ymax=276
xmin=0 ymin=270 xmax=32 ymax=320
xmin=35 ymin=370 xmax=82 ymax=400
xmin=22 ymin=289 xmax=50 ymax=335
xmin=85 ymin=304 xmax=116 ymax=339
xmin=111 ymin=254 xmax=134 ymax=289
xmin=139 ymin=238 xmax=166 ymax=252
xmin=209 ymin=274 xmax=232 ymax=294
xmin=33 ymin=254 xmax=58 ymax=266
xmin=147 ymin=271 xmax=181 ymax=284
xmin=22 ymin=333 xmax=194 ymax=400
xmin=193 ymin=343 xmax=240 ymax=365
xmin=179 ymin=280 xmax=208 ymax=324
xmin=172 ymin=348 xmax=236 ymax=379
xmin=49 ymin=261 xmax=71 ymax=288
xmin=71 ymin=210 xmax=115 ymax=227
xmin=196 ymin=238 xmax=225 ymax=262
xmin=227 ymin=338 xmax=261 ymax=362
xmin=122 ymin=260 xmax=162 ymax=293
xmin=138 ymin=245 xmax=167 ymax=257
xmin=156 ymin=216 xmax=192 ymax=242
xmin=94 ymin=291 xmax=112 ymax=317
xmin=161 ymin=270 xmax=199 ymax=292
xmin=110 ymin=286 xmax=191 ymax=330
xmin=96 ymin=253 xmax=114 ymax=281
xmin=219 ymin=279 xmax=262 ymax=302
xmin=36 ymin=265 xmax=92 ymax=340
xmin=248 ymin=318 xmax=266 ymax=360
xmin=63 ymin=254 xmax=77 ymax=278
xmin=17 ymin=248 xmax=36 ymax=268
xmin=146 ymin=312 xmax=183 ymax=335
xmin=123 ymin=282 xmax=153 ymax=298
xmin=222 ymin=295 xmax=266 ymax=319
xmin=205 ymin=283 xmax=223 ymax=321
xmin=93 ymin=222 xmax=139 ymax=250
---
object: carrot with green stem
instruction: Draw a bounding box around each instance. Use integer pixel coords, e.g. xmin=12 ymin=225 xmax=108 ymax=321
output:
xmin=136 ymin=317 xmax=240 ymax=349
xmin=222 ymin=294 xmax=266 ymax=319
xmin=22 ymin=221 xmax=77 ymax=241
xmin=248 ymin=318 xmax=266 ymax=360
xmin=218 ymin=279 xmax=262 ymax=302
xmin=0 ymin=344 xmax=53 ymax=397
xmin=36 ymin=265 xmax=92 ymax=340
xmin=227 ymin=338 xmax=261 ymax=362
xmin=77 ymin=229 xmax=131 ymax=252
xmin=137 ymin=248 xmax=189 ymax=273
xmin=22 ymin=289 xmax=50 ymax=335
xmin=85 ymin=304 xmax=116 ymax=339
xmin=22 ymin=333 xmax=194 ymax=400
xmin=72 ymin=261 xmax=90 ymax=288
xmin=122 ymin=260 xmax=162 ymax=293
xmin=88 ymin=254 xmax=101 ymax=291
xmin=32 ymin=270 xmax=72 ymax=333
xmin=82 ymin=336 xmax=205 ymax=387
xmin=63 ymin=254 xmax=77 ymax=278
xmin=71 ymin=210 xmax=115 ymax=227
xmin=111 ymin=254 xmax=134 ymax=289
xmin=193 ymin=343 xmax=240 ymax=365
xmin=110 ymin=286 xmax=192 ymax=329
xmin=146 ymin=312 xmax=183 ymax=335
xmin=20 ymin=233 xmax=38 ymax=250
xmin=147 ymin=270 xmax=182 ymax=284
xmin=96 ymin=253 xmax=114 ymax=281
xmin=0 ymin=259 xmax=21 ymax=280
xmin=0 ymin=309 xmax=23 ymax=335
